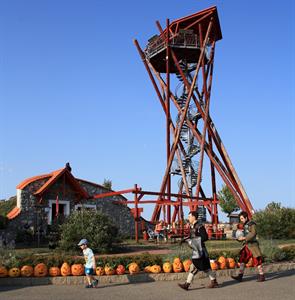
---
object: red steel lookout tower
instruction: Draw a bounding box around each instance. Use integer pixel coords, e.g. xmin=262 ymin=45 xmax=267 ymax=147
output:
xmin=133 ymin=6 xmax=254 ymax=226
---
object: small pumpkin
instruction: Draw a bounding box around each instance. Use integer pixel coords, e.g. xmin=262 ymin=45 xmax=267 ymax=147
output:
xmin=0 ymin=266 xmax=8 ymax=277
xmin=218 ymin=256 xmax=227 ymax=269
xmin=227 ymin=258 xmax=236 ymax=269
xmin=183 ymin=259 xmax=192 ymax=272
xmin=96 ymin=266 xmax=105 ymax=276
xmin=116 ymin=265 xmax=125 ymax=275
xmin=20 ymin=265 xmax=34 ymax=277
xmin=71 ymin=264 xmax=84 ymax=276
xmin=104 ymin=265 xmax=116 ymax=275
xmin=34 ymin=263 xmax=48 ymax=277
xmin=150 ymin=265 xmax=161 ymax=274
xmin=246 ymin=258 xmax=253 ymax=268
xmin=60 ymin=262 xmax=71 ymax=276
xmin=210 ymin=260 xmax=219 ymax=271
xmin=144 ymin=266 xmax=151 ymax=273
xmin=128 ymin=262 xmax=140 ymax=274
xmin=49 ymin=266 xmax=61 ymax=277
xmin=162 ymin=262 xmax=172 ymax=273
xmin=217 ymin=256 xmax=227 ymax=265
xmin=8 ymin=267 xmax=21 ymax=277
xmin=219 ymin=262 xmax=227 ymax=270
xmin=173 ymin=257 xmax=182 ymax=264
xmin=173 ymin=258 xmax=183 ymax=273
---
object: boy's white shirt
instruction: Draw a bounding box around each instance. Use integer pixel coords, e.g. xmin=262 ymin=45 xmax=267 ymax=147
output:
xmin=83 ymin=247 xmax=94 ymax=268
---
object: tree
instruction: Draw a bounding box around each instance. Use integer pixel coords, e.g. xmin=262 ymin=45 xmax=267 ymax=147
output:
xmin=217 ymin=184 xmax=239 ymax=216
xmin=253 ymin=202 xmax=295 ymax=239
xmin=102 ymin=178 xmax=112 ymax=190
xmin=0 ymin=197 xmax=16 ymax=217
xmin=59 ymin=210 xmax=119 ymax=253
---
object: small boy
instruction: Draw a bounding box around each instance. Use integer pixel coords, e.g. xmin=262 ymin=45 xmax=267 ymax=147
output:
xmin=78 ymin=238 xmax=98 ymax=288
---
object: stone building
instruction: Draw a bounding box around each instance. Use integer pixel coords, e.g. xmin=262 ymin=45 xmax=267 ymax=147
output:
xmin=6 ymin=164 xmax=139 ymax=240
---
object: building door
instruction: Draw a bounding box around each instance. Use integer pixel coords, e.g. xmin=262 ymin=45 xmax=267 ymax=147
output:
xmin=48 ymin=200 xmax=70 ymax=224
xmin=51 ymin=203 xmax=65 ymax=221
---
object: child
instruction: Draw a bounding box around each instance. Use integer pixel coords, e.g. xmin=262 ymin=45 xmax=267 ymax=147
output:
xmin=78 ymin=238 xmax=98 ymax=288
xmin=231 ymin=211 xmax=265 ymax=282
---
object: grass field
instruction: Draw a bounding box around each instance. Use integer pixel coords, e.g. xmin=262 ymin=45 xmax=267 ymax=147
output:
xmin=4 ymin=238 xmax=294 ymax=257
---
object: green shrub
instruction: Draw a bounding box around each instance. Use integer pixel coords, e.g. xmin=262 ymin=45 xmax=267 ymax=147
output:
xmin=280 ymin=245 xmax=295 ymax=261
xmin=0 ymin=197 xmax=16 ymax=217
xmin=0 ymin=215 xmax=8 ymax=229
xmin=253 ymin=202 xmax=295 ymax=239
xmin=59 ymin=210 xmax=119 ymax=253
xmin=262 ymin=246 xmax=286 ymax=262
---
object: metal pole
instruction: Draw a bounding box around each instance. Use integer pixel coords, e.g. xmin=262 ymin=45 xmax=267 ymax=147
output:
xmin=134 ymin=184 xmax=139 ymax=243
xmin=166 ymin=18 xmax=171 ymax=225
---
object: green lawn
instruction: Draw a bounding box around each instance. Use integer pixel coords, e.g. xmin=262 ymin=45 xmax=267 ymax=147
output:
xmin=2 ymin=238 xmax=294 ymax=257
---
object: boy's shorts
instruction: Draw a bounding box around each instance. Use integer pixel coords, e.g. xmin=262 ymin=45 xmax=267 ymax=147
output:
xmin=85 ymin=267 xmax=94 ymax=275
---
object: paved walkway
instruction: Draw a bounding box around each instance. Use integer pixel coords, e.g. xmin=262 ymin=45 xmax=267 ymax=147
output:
xmin=1 ymin=269 xmax=294 ymax=300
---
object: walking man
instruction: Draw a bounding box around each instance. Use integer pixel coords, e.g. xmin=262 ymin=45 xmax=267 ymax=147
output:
xmin=178 ymin=211 xmax=218 ymax=290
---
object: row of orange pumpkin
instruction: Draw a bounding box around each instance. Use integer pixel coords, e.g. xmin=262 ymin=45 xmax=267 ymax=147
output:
xmin=0 ymin=256 xmax=255 ymax=278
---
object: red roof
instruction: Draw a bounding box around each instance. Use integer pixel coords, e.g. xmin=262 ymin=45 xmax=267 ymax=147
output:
xmin=17 ymin=167 xmax=89 ymax=199
xmin=164 ymin=6 xmax=222 ymax=42
xmin=7 ymin=207 xmax=21 ymax=220
xmin=16 ymin=173 xmax=52 ymax=189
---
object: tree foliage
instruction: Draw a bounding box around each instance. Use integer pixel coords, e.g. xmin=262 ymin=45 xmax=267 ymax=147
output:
xmin=217 ymin=185 xmax=239 ymax=216
xmin=102 ymin=178 xmax=112 ymax=190
xmin=0 ymin=197 xmax=16 ymax=217
xmin=59 ymin=210 xmax=119 ymax=253
xmin=253 ymin=202 xmax=295 ymax=239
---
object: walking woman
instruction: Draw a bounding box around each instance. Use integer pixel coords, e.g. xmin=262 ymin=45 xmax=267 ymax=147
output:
xmin=232 ymin=211 xmax=265 ymax=282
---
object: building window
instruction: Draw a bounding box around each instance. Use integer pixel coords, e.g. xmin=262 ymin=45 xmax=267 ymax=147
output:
xmin=75 ymin=204 xmax=96 ymax=211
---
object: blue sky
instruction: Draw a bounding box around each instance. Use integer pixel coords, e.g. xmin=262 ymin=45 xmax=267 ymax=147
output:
xmin=0 ymin=0 xmax=294 ymax=221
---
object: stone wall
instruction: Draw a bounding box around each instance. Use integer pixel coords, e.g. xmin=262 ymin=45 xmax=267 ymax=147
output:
xmin=7 ymin=178 xmax=139 ymax=241
xmin=78 ymin=180 xmax=136 ymax=238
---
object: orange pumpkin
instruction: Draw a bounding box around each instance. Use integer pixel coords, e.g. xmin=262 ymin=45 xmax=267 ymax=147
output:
xmin=0 ymin=266 xmax=8 ymax=277
xmin=217 ymin=256 xmax=227 ymax=265
xmin=183 ymin=259 xmax=192 ymax=272
xmin=150 ymin=265 xmax=161 ymax=274
xmin=20 ymin=265 xmax=34 ymax=277
xmin=34 ymin=263 xmax=48 ymax=277
xmin=71 ymin=264 xmax=84 ymax=276
xmin=128 ymin=262 xmax=140 ymax=274
xmin=116 ymin=265 xmax=125 ymax=275
xmin=162 ymin=262 xmax=172 ymax=273
xmin=173 ymin=261 xmax=183 ymax=273
xmin=95 ymin=266 xmax=105 ymax=276
xmin=8 ymin=267 xmax=21 ymax=277
xmin=173 ymin=257 xmax=182 ymax=264
xmin=227 ymin=258 xmax=236 ymax=269
xmin=210 ymin=260 xmax=219 ymax=270
xmin=60 ymin=262 xmax=71 ymax=276
xmin=219 ymin=262 xmax=227 ymax=270
xmin=246 ymin=258 xmax=253 ymax=268
xmin=218 ymin=256 xmax=227 ymax=269
xmin=144 ymin=266 xmax=151 ymax=273
xmin=49 ymin=266 xmax=61 ymax=277
xmin=104 ymin=265 xmax=116 ymax=275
